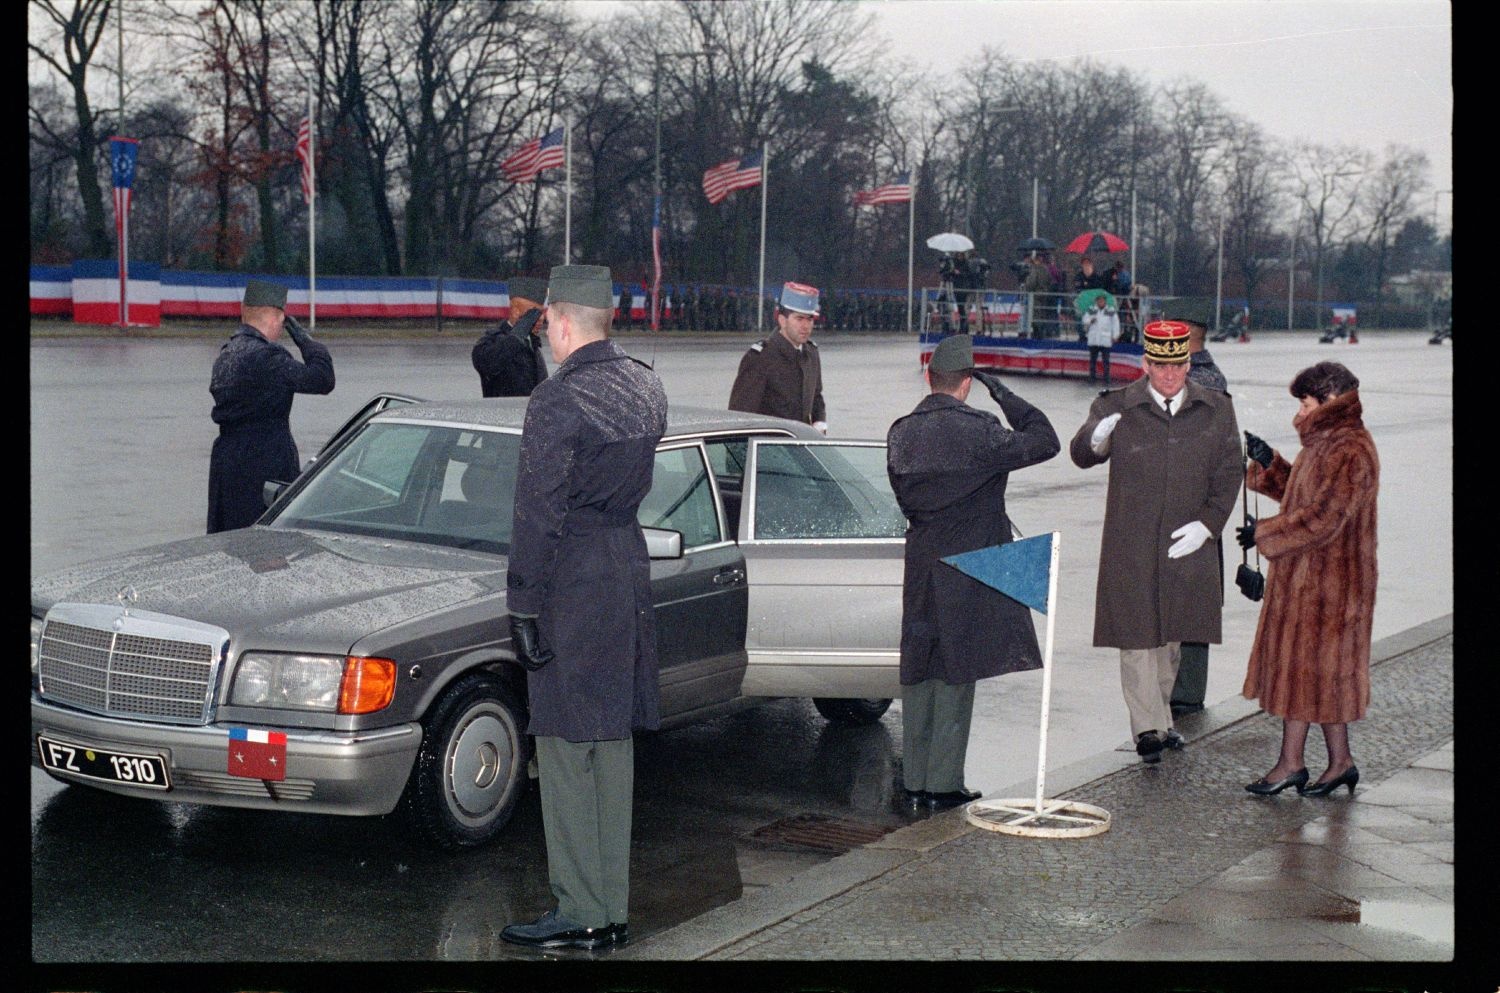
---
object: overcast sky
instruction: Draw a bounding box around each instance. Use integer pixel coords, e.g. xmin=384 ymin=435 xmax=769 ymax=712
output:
xmin=579 ymin=0 xmax=1453 ymax=231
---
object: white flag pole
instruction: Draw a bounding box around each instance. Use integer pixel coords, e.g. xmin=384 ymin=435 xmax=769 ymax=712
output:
xmin=756 ymin=141 xmax=768 ymax=332
xmin=308 ymin=85 xmax=316 ymax=330
xmin=564 ymin=121 xmax=572 ymax=263
xmin=1032 ymin=531 xmax=1062 ymax=812
xmin=906 ymin=174 xmax=915 ymax=334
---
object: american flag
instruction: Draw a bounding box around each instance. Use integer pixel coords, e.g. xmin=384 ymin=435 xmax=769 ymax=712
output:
xmin=109 ymin=136 xmax=139 ymax=233
xmin=296 ymin=115 xmax=313 ymax=203
xmin=651 ymin=194 xmax=663 ymax=330
xmin=502 ymin=127 xmax=566 ymax=183
xmin=702 ymin=150 xmax=762 ymax=205
xmin=854 ymin=171 xmax=912 ymax=206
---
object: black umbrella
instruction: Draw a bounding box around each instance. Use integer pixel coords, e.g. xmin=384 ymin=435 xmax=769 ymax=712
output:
xmin=1017 ymin=237 xmax=1055 ymax=253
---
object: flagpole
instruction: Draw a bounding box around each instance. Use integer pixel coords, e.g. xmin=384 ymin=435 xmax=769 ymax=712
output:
xmin=308 ymin=86 xmax=316 ymax=330
xmin=756 ymin=141 xmax=767 ymax=331
xmin=1033 ymin=531 xmax=1062 ymax=812
xmin=906 ymin=174 xmax=915 ymax=334
xmin=117 ymin=1 xmax=126 ymax=328
xmin=564 ymin=121 xmax=572 ymax=263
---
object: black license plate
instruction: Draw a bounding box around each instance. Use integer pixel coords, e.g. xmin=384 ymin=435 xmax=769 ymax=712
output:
xmin=37 ymin=735 xmax=171 ymax=791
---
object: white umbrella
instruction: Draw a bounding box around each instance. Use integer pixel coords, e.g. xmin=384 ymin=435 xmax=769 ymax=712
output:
xmin=925 ymin=232 xmax=974 ymax=253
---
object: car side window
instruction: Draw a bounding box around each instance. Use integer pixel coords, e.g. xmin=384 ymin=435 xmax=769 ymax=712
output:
xmin=639 ymin=444 xmax=721 ymax=549
xmin=750 ymin=442 xmax=907 ymax=540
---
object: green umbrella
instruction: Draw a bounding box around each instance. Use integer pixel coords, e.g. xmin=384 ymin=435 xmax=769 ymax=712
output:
xmin=1074 ymin=288 xmax=1118 ymax=316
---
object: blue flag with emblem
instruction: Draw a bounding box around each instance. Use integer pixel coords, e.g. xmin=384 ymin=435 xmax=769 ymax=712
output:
xmin=941 ymin=532 xmax=1055 ymax=614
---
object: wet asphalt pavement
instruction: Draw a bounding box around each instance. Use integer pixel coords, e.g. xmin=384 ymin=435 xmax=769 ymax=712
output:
xmin=30 ymin=326 xmax=1452 ymax=965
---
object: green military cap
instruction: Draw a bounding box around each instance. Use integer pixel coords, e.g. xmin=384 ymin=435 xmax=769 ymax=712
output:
xmin=507 ymin=277 xmax=548 ymax=306
xmin=1158 ymin=297 xmax=1213 ymax=327
xmin=546 ymin=264 xmax=614 ymax=309
xmin=928 ymin=334 xmax=974 ymax=373
xmin=243 ymin=279 xmax=288 ymax=310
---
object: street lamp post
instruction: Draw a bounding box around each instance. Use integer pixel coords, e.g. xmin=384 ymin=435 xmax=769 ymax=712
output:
xmin=652 ymin=49 xmax=709 ymax=331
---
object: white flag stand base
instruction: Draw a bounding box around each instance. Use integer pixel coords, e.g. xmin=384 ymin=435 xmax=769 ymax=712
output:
xmin=962 ymin=797 xmax=1111 ymax=839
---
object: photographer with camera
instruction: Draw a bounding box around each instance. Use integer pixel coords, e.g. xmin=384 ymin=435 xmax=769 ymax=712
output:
xmin=1068 ymin=319 xmax=1242 ymax=765
xmin=1239 ymin=361 xmax=1378 ymax=798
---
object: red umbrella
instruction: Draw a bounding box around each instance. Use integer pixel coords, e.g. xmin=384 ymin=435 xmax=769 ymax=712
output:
xmin=1064 ymin=231 xmax=1129 ymax=254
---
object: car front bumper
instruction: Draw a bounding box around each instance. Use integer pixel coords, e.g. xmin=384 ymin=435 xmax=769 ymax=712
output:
xmin=31 ymin=696 xmax=422 ymax=817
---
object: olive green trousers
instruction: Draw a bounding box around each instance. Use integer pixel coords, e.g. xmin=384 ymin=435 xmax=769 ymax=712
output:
xmin=535 ymin=735 xmax=634 ymax=928
xmin=900 ymin=678 xmax=976 ymax=793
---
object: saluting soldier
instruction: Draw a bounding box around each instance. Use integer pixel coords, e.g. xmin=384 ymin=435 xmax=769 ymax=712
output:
xmin=887 ymin=336 xmax=1060 ymax=808
xmin=727 ymin=280 xmax=828 ymax=433
xmin=471 ymin=276 xmax=549 ymax=397
xmin=207 ymin=279 xmax=335 ymax=533
xmin=500 ymin=264 xmax=668 ymax=951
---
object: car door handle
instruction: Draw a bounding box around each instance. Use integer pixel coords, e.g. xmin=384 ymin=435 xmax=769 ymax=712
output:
xmin=712 ymin=567 xmax=746 ymax=586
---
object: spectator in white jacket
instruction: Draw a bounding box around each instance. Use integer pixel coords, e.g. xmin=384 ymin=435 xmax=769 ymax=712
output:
xmin=1083 ymin=294 xmax=1121 ymax=385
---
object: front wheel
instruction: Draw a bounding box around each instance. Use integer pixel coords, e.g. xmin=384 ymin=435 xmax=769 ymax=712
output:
xmin=812 ymin=697 xmax=892 ymax=726
xmin=399 ymin=671 xmax=531 ymax=851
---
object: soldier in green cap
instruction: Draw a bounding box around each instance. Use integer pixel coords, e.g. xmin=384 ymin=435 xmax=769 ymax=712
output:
xmin=206 ymin=279 xmax=335 ymax=533
xmin=501 ymin=264 xmax=667 ymax=951
xmin=471 ymin=276 xmax=549 ymax=397
xmin=886 ymin=337 xmax=1060 ymax=810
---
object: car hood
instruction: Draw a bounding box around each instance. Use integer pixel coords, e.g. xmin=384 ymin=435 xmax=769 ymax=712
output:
xmin=31 ymin=527 xmax=509 ymax=650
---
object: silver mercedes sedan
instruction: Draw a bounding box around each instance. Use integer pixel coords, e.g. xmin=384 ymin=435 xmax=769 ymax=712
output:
xmin=31 ymin=397 xmax=906 ymax=850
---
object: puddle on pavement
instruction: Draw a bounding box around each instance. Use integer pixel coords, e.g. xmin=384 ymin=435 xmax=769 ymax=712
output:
xmin=1318 ymin=900 xmax=1454 ymax=946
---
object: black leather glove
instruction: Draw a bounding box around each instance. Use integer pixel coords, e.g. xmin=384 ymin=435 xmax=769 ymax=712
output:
xmin=972 ymin=369 xmax=1013 ymax=404
xmin=1244 ymin=431 xmax=1273 ymax=469
xmin=284 ymin=314 xmax=311 ymax=346
xmin=508 ymin=615 xmax=554 ymax=672
xmin=1235 ymin=516 xmax=1257 ymax=550
xmin=510 ymin=307 xmax=542 ymax=342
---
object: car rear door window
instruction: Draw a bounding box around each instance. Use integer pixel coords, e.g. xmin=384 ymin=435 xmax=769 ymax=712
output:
xmin=748 ymin=441 xmax=907 ymax=540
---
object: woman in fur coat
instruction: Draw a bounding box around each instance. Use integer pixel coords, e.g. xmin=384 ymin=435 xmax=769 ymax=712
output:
xmin=1238 ymin=362 xmax=1379 ymax=797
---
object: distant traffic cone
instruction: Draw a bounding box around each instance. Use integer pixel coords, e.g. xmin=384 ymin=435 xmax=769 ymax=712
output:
xmin=1348 ymin=329 xmax=1359 ymax=343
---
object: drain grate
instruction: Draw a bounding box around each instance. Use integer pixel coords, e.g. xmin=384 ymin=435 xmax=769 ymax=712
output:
xmin=745 ymin=813 xmax=896 ymax=854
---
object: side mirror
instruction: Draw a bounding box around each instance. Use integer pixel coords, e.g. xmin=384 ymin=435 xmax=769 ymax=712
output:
xmin=262 ymin=479 xmax=289 ymax=509
xmin=642 ymin=527 xmax=683 ymax=560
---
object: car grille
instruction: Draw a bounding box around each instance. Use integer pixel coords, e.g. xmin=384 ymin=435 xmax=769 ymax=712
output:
xmin=37 ymin=604 xmax=229 ymax=726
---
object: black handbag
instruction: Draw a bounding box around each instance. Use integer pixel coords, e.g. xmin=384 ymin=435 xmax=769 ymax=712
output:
xmin=1236 ymin=460 xmax=1264 ymax=602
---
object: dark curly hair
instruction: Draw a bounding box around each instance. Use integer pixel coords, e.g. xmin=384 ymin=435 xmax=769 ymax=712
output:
xmin=1289 ymin=361 xmax=1359 ymax=402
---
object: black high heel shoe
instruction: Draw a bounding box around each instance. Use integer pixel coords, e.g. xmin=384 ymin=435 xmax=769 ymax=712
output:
xmin=1244 ymin=768 xmax=1309 ymax=796
xmin=1301 ymin=765 xmax=1359 ymax=797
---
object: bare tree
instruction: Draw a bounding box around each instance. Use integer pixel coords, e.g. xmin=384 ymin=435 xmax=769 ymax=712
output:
xmin=1290 ymin=140 xmax=1369 ymax=320
xmin=1151 ymin=80 xmax=1230 ymax=295
xmin=1215 ymin=117 xmax=1286 ymax=320
xmin=29 ymin=0 xmax=115 ymax=257
xmin=1357 ymin=144 xmax=1429 ymax=322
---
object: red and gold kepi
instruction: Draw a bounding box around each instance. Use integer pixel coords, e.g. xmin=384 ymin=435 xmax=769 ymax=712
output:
xmin=1142 ymin=320 xmax=1192 ymax=363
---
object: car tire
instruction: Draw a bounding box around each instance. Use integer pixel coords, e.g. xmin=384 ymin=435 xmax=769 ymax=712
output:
xmin=399 ymin=671 xmax=531 ymax=851
xmin=812 ymin=697 xmax=892 ymax=726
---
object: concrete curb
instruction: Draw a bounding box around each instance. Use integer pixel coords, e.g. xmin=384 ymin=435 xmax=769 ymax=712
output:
xmin=620 ymin=614 xmax=1453 ymax=961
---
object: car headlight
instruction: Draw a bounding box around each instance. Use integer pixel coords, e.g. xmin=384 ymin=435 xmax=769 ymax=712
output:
xmin=30 ymin=616 xmax=44 ymax=686
xmin=229 ymin=652 xmax=396 ymax=714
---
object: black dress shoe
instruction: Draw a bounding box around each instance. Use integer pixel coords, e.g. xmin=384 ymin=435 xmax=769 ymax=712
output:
xmin=1162 ymin=729 xmax=1185 ymax=750
xmin=1136 ymin=731 xmax=1163 ymax=764
xmin=1244 ymin=768 xmax=1309 ymax=796
xmin=500 ymin=910 xmax=618 ymax=949
xmin=1302 ymin=765 xmax=1359 ymax=797
xmin=925 ymin=787 xmax=981 ymax=810
xmin=901 ymin=788 xmax=929 ymax=807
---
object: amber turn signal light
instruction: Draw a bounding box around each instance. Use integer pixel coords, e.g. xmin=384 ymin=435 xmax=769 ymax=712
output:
xmin=339 ymin=656 xmax=397 ymax=714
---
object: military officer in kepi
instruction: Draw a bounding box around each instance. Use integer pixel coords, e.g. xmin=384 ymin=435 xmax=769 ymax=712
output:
xmin=727 ymin=280 xmax=827 ymax=434
xmin=500 ymin=264 xmax=668 ymax=951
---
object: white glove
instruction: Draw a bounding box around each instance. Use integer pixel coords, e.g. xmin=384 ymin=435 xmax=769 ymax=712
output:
xmin=1167 ymin=520 xmax=1212 ymax=559
xmin=1089 ymin=412 xmax=1122 ymax=453
xmin=813 ymin=421 xmax=828 ymax=435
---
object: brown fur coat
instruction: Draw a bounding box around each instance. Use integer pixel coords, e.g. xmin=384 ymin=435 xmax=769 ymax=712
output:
xmin=1240 ymin=390 xmax=1379 ymax=723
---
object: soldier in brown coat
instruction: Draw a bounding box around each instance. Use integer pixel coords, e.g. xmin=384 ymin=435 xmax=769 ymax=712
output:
xmin=1070 ymin=320 xmax=1243 ymax=764
xmin=1239 ymin=362 xmax=1378 ymax=798
xmin=728 ymin=281 xmax=827 ymax=433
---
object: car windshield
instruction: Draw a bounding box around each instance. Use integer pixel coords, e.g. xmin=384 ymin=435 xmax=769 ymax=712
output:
xmin=268 ymin=420 xmax=522 ymax=555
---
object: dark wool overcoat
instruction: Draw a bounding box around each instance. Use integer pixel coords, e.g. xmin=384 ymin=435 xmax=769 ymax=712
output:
xmin=727 ymin=330 xmax=825 ymax=425
xmin=507 ymin=338 xmax=668 ymax=742
xmin=206 ymin=325 xmax=335 ymax=533
xmin=887 ymin=391 xmax=1061 ymax=685
xmin=1241 ymin=390 xmax=1378 ymax=724
xmin=471 ymin=312 xmax=549 ymax=397
xmin=1069 ymin=377 xmax=1242 ymax=649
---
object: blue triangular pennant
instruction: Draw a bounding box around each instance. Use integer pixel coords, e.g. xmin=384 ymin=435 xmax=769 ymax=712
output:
xmin=941 ymin=532 xmax=1055 ymax=614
